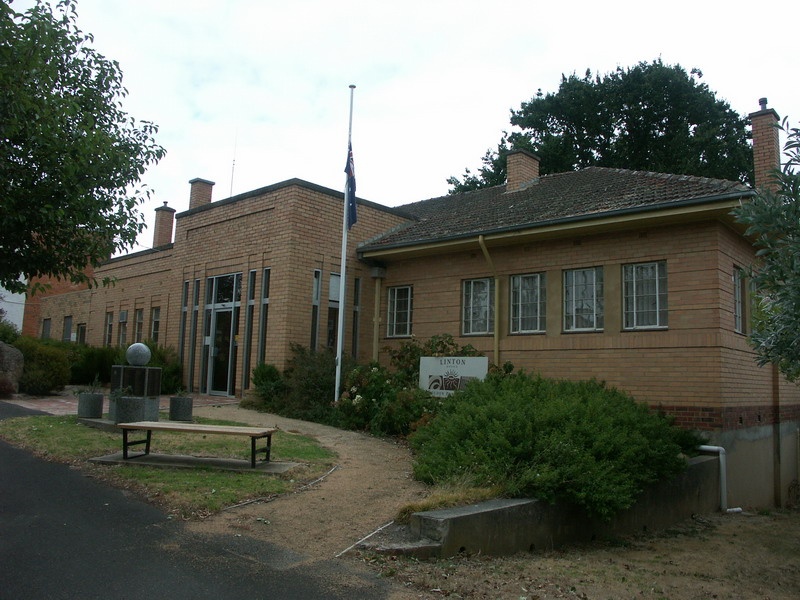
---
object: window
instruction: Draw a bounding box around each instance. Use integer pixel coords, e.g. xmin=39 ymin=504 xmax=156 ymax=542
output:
xmin=327 ymin=273 xmax=341 ymax=350
xmin=76 ymin=323 xmax=87 ymax=344
xmin=351 ymin=277 xmax=361 ymax=358
xmin=62 ymin=316 xmax=73 ymax=342
xmin=734 ymin=267 xmax=748 ymax=334
xmin=463 ymin=278 xmax=495 ymax=335
xmin=179 ymin=281 xmax=190 ymax=362
xmin=564 ymin=267 xmax=603 ymax=331
xmin=188 ymin=279 xmax=200 ymax=391
xmin=310 ymin=270 xmax=321 ymax=349
xmin=258 ymin=269 xmax=271 ymax=364
xmin=242 ymin=270 xmax=256 ymax=389
xmin=134 ymin=308 xmax=144 ymax=343
xmin=41 ymin=318 xmax=51 ymax=340
xmin=150 ymin=307 xmax=160 ymax=342
xmin=623 ymin=261 xmax=668 ymax=330
xmin=104 ymin=312 xmax=113 ymax=346
xmin=510 ymin=273 xmax=546 ymax=333
xmin=387 ymin=286 xmax=412 ymax=337
xmin=117 ymin=313 xmax=128 ymax=347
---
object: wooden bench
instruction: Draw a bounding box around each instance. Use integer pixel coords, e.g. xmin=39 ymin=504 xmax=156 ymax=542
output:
xmin=117 ymin=421 xmax=277 ymax=468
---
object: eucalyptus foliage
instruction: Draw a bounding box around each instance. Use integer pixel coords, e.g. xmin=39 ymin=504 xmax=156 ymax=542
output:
xmin=734 ymin=120 xmax=800 ymax=380
xmin=0 ymin=0 xmax=165 ymax=294
xmin=448 ymin=59 xmax=752 ymax=193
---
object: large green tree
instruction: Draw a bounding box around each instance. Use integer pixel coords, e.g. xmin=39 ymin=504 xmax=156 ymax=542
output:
xmin=448 ymin=60 xmax=752 ymax=193
xmin=0 ymin=0 xmax=165 ymax=294
xmin=734 ymin=120 xmax=800 ymax=380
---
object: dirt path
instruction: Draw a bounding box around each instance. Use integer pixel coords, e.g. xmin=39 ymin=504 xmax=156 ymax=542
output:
xmin=189 ymin=405 xmax=800 ymax=600
xmin=189 ymin=405 xmax=429 ymax=588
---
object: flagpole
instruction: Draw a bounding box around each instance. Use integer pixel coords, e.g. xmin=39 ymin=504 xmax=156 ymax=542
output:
xmin=335 ymin=84 xmax=356 ymax=403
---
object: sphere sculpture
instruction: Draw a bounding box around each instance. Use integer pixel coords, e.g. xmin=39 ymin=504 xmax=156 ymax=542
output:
xmin=125 ymin=343 xmax=152 ymax=366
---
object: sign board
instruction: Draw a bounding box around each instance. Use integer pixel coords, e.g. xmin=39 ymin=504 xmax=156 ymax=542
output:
xmin=419 ymin=356 xmax=489 ymax=397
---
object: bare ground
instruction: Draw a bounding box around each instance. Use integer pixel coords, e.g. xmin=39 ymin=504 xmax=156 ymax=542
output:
xmin=192 ymin=405 xmax=800 ymax=599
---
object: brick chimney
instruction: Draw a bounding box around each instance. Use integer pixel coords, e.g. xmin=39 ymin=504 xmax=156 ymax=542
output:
xmin=506 ymin=149 xmax=540 ymax=192
xmin=152 ymin=201 xmax=176 ymax=247
xmin=749 ymin=98 xmax=780 ymax=192
xmin=189 ymin=178 xmax=215 ymax=209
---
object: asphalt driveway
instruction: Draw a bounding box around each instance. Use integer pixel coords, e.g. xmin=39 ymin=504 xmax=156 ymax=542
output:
xmin=0 ymin=401 xmax=390 ymax=600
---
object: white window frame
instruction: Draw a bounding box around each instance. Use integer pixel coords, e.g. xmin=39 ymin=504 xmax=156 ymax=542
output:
xmin=563 ymin=267 xmax=604 ymax=332
xmin=510 ymin=273 xmax=546 ymax=334
xmin=463 ymin=277 xmax=495 ymax=335
xmin=623 ymin=261 xmax=668 ymax=330
xmin=387 ymin=285 xmax=413 ymax=338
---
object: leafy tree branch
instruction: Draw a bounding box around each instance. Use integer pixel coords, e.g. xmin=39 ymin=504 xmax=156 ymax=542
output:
xmin=0 ymin=0 xmax=166 ymax=294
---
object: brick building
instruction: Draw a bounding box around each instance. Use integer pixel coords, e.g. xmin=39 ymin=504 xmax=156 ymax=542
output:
xmin=24 ymin=100 xmax=800 ymax=507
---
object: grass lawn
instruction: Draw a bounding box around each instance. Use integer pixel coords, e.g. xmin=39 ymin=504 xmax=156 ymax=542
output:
xmin=0 ymin=413 xmax=336 ymax=518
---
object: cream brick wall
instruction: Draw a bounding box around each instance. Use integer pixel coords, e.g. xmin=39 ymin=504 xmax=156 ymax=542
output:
xmin=377 ymin=220 xmax=800 ymax=429
xmin=27 ymin=181 xmax=800 ymax=429
xmin=30 ymin=181 xmax=408 ymax=396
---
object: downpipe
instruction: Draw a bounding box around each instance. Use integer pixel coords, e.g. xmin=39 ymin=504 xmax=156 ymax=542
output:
xmin=698 ymin=445 xmax=741 ymax=513
xmin=477 ymin=235 xmax=500 ymax=365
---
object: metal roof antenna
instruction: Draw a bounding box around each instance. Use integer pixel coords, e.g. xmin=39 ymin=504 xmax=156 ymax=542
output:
xmin=229 ymin=127 xmax=238 ymax=197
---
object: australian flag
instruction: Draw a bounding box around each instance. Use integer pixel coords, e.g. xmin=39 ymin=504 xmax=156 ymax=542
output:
xmin=344 ymin=142 xmax=357 ymax=229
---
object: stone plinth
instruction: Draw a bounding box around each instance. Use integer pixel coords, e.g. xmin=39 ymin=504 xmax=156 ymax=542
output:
xmin=111 ymin=365 xmax=161 ymax=399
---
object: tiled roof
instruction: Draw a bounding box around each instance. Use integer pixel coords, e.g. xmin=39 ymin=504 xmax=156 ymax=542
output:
xmin=361 ymin=167 xmax=751 ymax=251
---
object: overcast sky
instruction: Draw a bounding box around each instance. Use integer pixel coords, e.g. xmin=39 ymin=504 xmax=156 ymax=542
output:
xmin=12 ymin=0 xmax=800 ymax=253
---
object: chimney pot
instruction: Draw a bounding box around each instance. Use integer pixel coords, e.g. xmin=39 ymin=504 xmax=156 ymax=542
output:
xmin=748 ymin=98 xmax=780 ymax=192
xmin=153 ymin=201 xmax=176 ymax=247
xmin=189 ymin=178 xmax=215 ymax=209
xmin=506 ymin=150 xmax=541 ymax=192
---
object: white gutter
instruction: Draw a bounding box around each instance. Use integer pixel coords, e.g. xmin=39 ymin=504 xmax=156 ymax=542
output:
xmin=698 ymin=445 xmax=741 ymax=513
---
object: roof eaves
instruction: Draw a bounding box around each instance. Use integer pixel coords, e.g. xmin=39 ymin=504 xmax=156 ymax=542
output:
xmin=361 ymin=189 xmax=752 ymax=255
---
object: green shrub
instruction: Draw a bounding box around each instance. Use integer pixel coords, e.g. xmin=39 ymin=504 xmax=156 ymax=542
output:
xmin=0 ymin=317 xmax=20 ymax=344
xmin=245 ymin=362 xmax=288 ymax=412
xmin=410 ymin=372 xmax=706 ymax=521
xmin=69 ymin=344 xmax=119 ymax=385
xmin=70 ymin=341 xmax=181 ymax=391
xmin=13 ymin=336 xmax=71 ymax=395
xmin=268 ymin=344 xmax=355 ymax=422
xmin=336 ymin=363 xmax=391 ymax=429
xmin=246 ymin=337 xmax=481 ymax=437
xmin=143 ymin=341 xmax=182 ymax=394
xmin=370 ymin=387 xmax=439 ymax=436
xmin=337 ymin=363 xmax=438 ymax=435
xmin=386 ymin=334 xmax=481 ymax=387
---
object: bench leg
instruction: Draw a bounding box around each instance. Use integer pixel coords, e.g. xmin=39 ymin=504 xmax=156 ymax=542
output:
xmin=122 ymin=429 xmax=152 ymax=460
xmin=250 ymin=434 xmax=273 ymax=468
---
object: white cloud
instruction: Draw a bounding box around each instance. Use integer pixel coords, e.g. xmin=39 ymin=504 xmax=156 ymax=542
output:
xmin=9 ymin=0 xmax=798 ymax=253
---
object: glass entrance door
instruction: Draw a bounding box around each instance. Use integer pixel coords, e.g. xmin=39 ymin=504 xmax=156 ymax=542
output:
xmin=210 ymin=309 xmax=232 ymax=394
xmin=201 ymin=272 xmax=242 ymax=396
